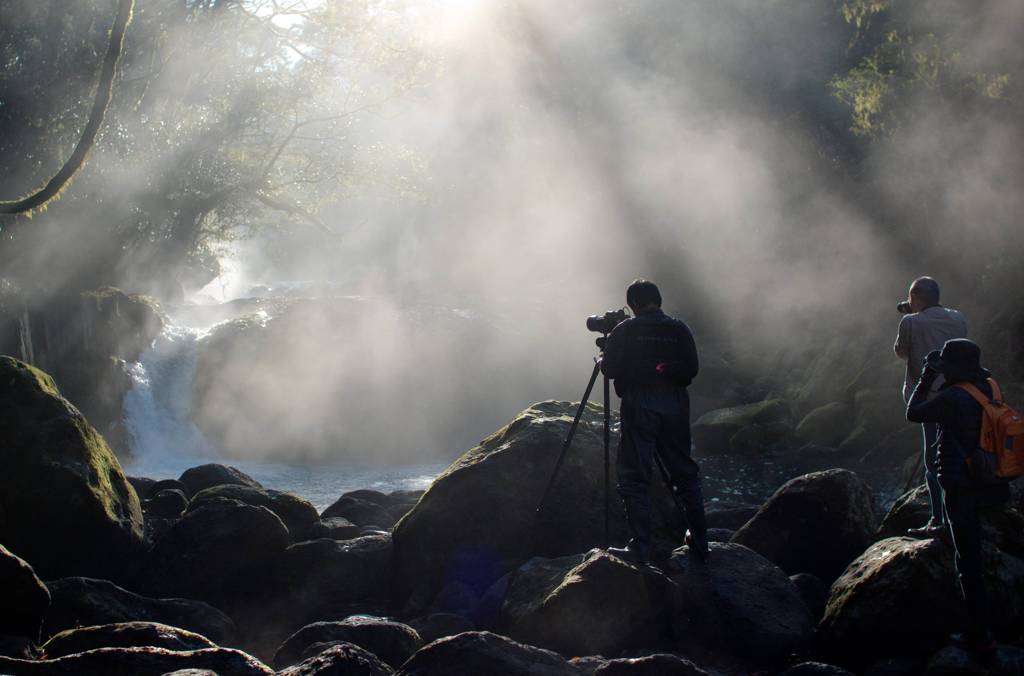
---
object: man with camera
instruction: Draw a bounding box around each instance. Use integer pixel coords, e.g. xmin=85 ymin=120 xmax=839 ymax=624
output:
xmin=894 ymin=276 xmax=968 ymax=538
xmin=600 ymin=279 xmax=708 ymax=564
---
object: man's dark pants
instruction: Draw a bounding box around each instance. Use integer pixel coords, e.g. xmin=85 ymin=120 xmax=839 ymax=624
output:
xmin=616 ymin=401 xmax=706 ymax=555
xmin=922 ymin=422 xmax=944 ymax=523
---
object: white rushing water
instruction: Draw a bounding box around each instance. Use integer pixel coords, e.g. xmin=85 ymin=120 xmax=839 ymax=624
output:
xmin=121 ymin=318 xmax=444 ymax=510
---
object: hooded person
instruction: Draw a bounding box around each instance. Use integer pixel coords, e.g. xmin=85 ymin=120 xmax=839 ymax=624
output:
xmin=906 ymin=338 xmax=1010 ymax=653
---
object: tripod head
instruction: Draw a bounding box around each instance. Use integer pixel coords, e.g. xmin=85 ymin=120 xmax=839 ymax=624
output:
xmin=595 ymin=335 xmax=607 ymax=352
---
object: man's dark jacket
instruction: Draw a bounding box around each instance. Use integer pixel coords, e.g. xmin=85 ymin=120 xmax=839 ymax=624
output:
xmin=600 ymin=308 xmax=698 ymax=406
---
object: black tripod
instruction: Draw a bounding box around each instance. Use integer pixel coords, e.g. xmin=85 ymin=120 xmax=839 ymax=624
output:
xmin=534 ymin=338 xmax=691 ymax=550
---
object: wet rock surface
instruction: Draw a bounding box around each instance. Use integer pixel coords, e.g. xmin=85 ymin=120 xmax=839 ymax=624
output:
xmin=499 ymin=549 xmax=672 ymax=657
xmin=731 ymin=469 xmax=876 ymax=582
xmin=273 ymin=616 xmax=422 ymax=669
xmin=42 ymin=577 xmax=235 ymax=645
xmin=178 ymin=463 xmax=263 ymax=498
xmin=0 ymin=544 xmax=50 ymax=641
xmin=276 ymin=642 xmax=395 ymax=676
xmin=40 ymin=621 xmax=216 ymax=658
xmin=0 ymin=646 xmax=272 ymax=675
xmin=394 ymin=631 xmax=578 ymax=676
xmin=668 ymin=542 xmax=813 ymax=666
xmin=0 ymin=356 xmax=144 ymax=581
xmin=817 ymin=537 xmax=1024 ymax=666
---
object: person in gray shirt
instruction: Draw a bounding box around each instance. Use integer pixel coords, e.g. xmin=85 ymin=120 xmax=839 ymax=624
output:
xmin=894 ymin=276 xmax=968 ymax=538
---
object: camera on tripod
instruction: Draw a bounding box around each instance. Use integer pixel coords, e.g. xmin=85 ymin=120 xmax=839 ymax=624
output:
xmin=586 ymin=308 xmax=629 ymax=334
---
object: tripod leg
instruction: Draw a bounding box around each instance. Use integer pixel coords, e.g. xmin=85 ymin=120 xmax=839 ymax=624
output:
xmin=603 ymin=372 xmax=611 ymax=549
xmin=653 ymin=450 xmax=691 ymax=534
xmin=534 ymin=361 xmax=602 ymax=520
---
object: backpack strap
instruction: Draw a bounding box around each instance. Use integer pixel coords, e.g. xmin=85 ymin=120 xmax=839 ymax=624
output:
xmin=956 ymin=379 xmax=1002 ymax=407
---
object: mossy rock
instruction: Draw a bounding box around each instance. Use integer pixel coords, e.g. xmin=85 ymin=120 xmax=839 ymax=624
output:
xmin=0 ymin=356 xmax=143 ymax=581
xmin=795 ymin=402 xmax=853 ymax=448
xmin=693 ymin=399 xmax=791 ymax=453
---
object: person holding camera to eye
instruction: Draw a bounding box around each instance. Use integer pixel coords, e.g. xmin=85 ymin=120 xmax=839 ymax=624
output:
xmin=894 ymin=277 xmax=968 ymax=538
xmin=599 ymin=279 xmax=707 ymax=565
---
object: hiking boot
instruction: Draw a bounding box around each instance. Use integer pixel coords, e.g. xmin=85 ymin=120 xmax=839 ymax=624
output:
xmin=606 ymin=544 xmax=650 ymax=566
xmin=684 ymin=530 xmax=710 ymax=563
xmin=906 ymin=518 xmax=947 ymax=540
xmin=950 ymin=631 xmax=997 ymax=654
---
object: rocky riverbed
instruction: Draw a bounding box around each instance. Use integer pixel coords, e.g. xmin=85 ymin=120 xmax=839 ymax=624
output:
xmin=3 ymin=355 xmax=1024 ymax=675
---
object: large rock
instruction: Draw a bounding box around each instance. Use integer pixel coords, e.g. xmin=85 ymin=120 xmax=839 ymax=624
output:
xmin=583 ymin=654 xmax=708 ymax=675
xmin=692 ymin=400 xmax=791 ymax=453
xmin=838 ymin=389 xmax=908 ymax=453
xmin=277 ymin=642 xmax=395 ymax=676
xmin=271 ymin=535 xmax=394 ymax=630
xmin=178 ymin=464 xmax=262 ymax=498
xmin=273 ymin=617 xmax=421 ymax=669
xmin=0 ymin=357 xmax=144 ymax=580
xmin=145 ymin=489 xmax=189 ymax=519
xmin=43 ymin=577 xmax=235 ymax=644
xmin=795 ymin=402 xmax=853 ymax=448
xmin=498 ymin=549 xmax=672 ymax=657
xmin=188 ymin=484 xmax=319 ymax=542
xmin=40 ymin=621 xmax=216 ymax=658
xmin=817 ymin=537 xmax=1024 ymax=666
xmin=143 ymin=499 xmax=289 ymax=611
xmin=395 ymin=631 xmax=577 ymax=676
xmin=925 ymin=644 xmax=1024 ymax=676
xmin=731 ymin=469 xmax=876 ymax=582
xmin=668 ymin=542 xmax=813 ymax=665
xmin=0 ymin=646 xmax=272 ymax=675
xmin=392 ymin=401 xmax=680 ymax=604
xmin=876 ymin=485 xmax=931 ymax=539
xmin=322 ymin=496 xmax=398 ymax=529
xmin=0 ymin=544 xmax=50 ymax=640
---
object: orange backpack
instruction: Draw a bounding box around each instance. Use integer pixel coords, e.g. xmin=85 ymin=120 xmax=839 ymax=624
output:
xmin=955 ymin=378 xmax=1024 ymax=482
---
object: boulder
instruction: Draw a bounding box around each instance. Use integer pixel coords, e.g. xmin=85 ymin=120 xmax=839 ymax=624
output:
xmin=692 ymin=400 xmax=791 ymax=453
xmin=408 ymin=614 xmax=476 ymax=645
xmin=142 ymin=499 xmax=289 ymax=611
xmin=817 ymin=537 xmax=1024 ymax=666
xmin=267 ymin=490 xmax=321 ymax=542
xmin=277 ymin=643 xmax=394 ymax=676
xmin=40 ymin=621 xmax=215 ymax=658
xmin=394 ymin=631 xmax=577 ymax=676
xmin=272 ymin=535 xmax=394 ymax=629
xmin=392 ymin=401 xmax=680 ymax=604
xmin=43 ymin=577 xmax=235 ymax=644
xmin=795 ymin=402 xmax=854 ymax=448
xmin=430 ymin=581 xmax=480 ymax=617
xmin=789 ymin=573 xmax=827 ymax=622
xmin=704 ymin=502 xmax=758 ymax=531
xmin=273 ymin=617 xmax=422 ymax=669
xmin=149 ymin=478 xmax=188 ymax=498
xmin=189 ymin=484 xmax=272 ymax=511
xmin=145 ymin=489 xmax=188 ymax=519
xmin=499 ymin=550 xmax=672 ymax=657
xmin=188 ymin=485 xmax=320 ymax=542
xmin=0 ymin=544 xmax=50 ymax=640
xmin=668 ymin=542 xmax=813 ymax=665
xmin=341 ymin=490 xmax=393 ymax=506
xmin=860 ymin=425 xmax=921 ymax=468
xmin=924 ymin=645 xmax=1024 ymax=676
xmin=178 ymin=464 xmax=262 ymax=498
xmin=780 ymin=663 xmax=855 ymax=676
xmin=322 ymin=496 xmax=397 ymax=529
xmin=580 ymin=654 xmax=708 ymax=675
xmin=316 ymin=517 xmax=361 ymax=540
xmin=728 ymin=422 xmax=793 ymax=453
xmin=0 ymin=646 xmax=272 ymax=675
xmin=879 ymin=485 xmax=1024 ymax=559
xmin=128 ymin=476 xmax=158 ymax=499
xmin=838 ymin=389 xmax=908 ymax=453
xmin=731 ymin=469 xmax=876 ymax=582
xmin=0 ymin=357 xmax=144 ymax=580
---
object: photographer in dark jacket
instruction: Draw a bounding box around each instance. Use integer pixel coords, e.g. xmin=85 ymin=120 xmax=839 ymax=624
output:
xmin=600 ymin=279 xmax=708 ymax=564
xmin=906 ymin=338 xmax=1009 ymax=653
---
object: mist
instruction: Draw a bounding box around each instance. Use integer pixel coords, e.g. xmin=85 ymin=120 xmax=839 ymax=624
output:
xmin=2 ymin=0 xmax=1022 ymax=466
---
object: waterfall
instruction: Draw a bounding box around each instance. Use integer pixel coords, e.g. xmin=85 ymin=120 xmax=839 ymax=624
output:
xmin=122 ymin=323 xmax=214 ymax=478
